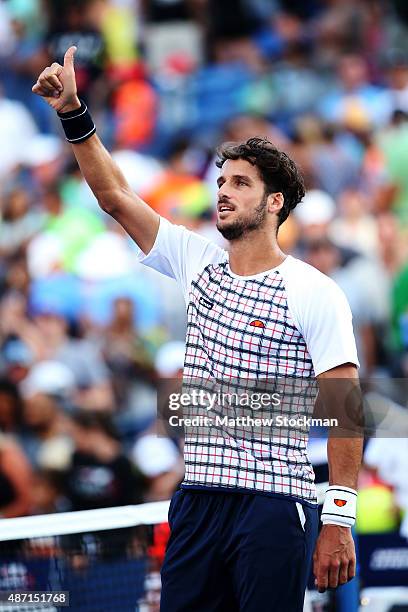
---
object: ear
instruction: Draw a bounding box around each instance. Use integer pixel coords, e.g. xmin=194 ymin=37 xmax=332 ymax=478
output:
xmin=267 ymin=192 xmax=284 ymax=214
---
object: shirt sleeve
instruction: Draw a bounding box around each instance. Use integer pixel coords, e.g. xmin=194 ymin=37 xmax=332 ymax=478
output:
xmin=285 ymin=263 xmax=360 ymax=376
xmin=136 ymin=217 xmax=226 ymax=302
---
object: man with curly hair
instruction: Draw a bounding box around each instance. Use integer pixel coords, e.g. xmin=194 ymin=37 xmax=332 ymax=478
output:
xmin=33 ymin=47 xmax=362 ymax=612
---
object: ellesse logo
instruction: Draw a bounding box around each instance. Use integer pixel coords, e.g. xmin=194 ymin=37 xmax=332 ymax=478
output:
xmin=334 ymin=499 xmax=347 ymax=507
xmin=199 ymin=296 xmax=213 ymax=310
xmin=249 ymin=320 xmax=265 ymax=328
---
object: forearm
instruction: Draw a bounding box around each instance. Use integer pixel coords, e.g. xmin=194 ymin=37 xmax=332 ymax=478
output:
xmin=327 ymin=436 xmax=363 ymax=489
xmin=62 ymin=99 xmax=159 ymax=253
xmin=62 ymin=97 xmax=138 ymax=209
xmin=71 ymin=133 xmax=130 ymax=212
xmin=318 ymin=364 xmax=363 ymax=489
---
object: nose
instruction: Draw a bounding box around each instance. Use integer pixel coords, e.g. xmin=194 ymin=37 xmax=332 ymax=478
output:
xmin=218 ymin=181 xmax=231 ymax=200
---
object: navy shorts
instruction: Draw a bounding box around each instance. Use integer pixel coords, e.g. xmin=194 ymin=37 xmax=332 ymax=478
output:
xmin=160 ymin=489 xmax=319 ymax=612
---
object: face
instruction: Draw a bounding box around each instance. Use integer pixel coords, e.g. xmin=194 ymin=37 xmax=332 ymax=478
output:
xmin=389 ymin=65 xmax=408 ymax=90
xmin=338 ymin=189 xmax=367 ymax=218
xmin=216 ymin=159 xmax=276 ymax=241
xmin=23 ymin=394 xmax=56 ymax=430
xmin=5 ymin=189 xmax=29 ymax=221
xmin=339 ymin=56 xmax=367 ymax=90
xmin=113 ymin=297 xmax=133 ymax=324
xmin=305 ymin=242 xmax=339 ymax=276
xmin=34 ymin=313 xmax=67 ymax=340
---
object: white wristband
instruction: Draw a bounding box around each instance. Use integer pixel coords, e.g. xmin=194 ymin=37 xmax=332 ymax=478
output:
xmin=321 ymin=485 xmax=357 ymax=528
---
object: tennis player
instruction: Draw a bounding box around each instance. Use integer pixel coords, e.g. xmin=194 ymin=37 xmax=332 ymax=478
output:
xmin=33 ymin=47 xmax=363 ymax=612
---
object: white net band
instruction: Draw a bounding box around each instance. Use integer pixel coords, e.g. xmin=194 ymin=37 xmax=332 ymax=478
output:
xmin=0 ymin=501 xmax=170 ymax=542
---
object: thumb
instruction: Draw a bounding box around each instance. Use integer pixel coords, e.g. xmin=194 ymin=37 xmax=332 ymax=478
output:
xmin=63 ymin=46 xmax=77 ymax=69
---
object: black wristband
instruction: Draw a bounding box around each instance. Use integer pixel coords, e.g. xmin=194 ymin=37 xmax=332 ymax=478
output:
xmin=57 ymin=100 xmax=96 ymax=144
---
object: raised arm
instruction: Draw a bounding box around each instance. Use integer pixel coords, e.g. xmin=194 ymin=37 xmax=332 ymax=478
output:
xmin=32 ymin=46 xmax=159 ymax=255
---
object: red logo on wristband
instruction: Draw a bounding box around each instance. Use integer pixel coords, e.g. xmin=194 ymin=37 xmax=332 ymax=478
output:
xmin=334 ymin=499 xmax=347 ymax=507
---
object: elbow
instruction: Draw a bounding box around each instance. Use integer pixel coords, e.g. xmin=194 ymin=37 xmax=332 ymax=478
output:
xmin=98 ymin=185 xmax=130 ymax=217
xmin=98 ymin=194 xmax=118 ymax=216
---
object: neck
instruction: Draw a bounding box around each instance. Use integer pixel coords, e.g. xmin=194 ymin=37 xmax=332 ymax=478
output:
xmin=227 ymin=228 xmax=287 ymax=276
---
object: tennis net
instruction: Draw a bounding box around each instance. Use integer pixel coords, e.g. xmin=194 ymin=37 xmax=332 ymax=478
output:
xmin=0 ymin=501 xmax=170 ymax=611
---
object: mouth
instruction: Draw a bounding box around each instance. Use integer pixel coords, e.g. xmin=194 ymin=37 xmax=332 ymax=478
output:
xmin=217 ymin=203 xmax=235 ymax=215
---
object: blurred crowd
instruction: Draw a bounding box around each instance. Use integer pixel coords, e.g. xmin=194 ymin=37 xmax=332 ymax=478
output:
xmin=0 ymin=0 xmax=408 ymax=538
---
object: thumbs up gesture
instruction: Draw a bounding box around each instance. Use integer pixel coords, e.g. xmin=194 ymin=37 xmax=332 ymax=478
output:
xmin=32 ymin=46 xmax=81 ymax=113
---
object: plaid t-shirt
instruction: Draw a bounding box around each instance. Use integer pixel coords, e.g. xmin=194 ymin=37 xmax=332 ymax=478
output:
xmin=137 ymin=218 xmax=359 ymax=504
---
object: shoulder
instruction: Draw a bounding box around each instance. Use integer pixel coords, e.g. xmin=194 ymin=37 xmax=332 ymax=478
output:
xmin=148 ymin=216 xmax=227 ymax=273
xmin=161 ymin=217 xmax=226 ymax=255
xmin=280 ymin=256 xmax=352 ymax=330
xmin=280 ymin=255 xmax=345 ymax=298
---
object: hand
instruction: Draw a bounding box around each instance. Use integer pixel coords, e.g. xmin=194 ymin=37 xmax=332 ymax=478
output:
xmin=313 ymin=524 xmax=356 ymax=593
xmin=32 ymin=46 xmax=80 ymax=113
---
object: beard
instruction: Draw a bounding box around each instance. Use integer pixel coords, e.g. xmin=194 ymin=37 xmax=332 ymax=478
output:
xmin=216 ymin=194 xmax=268 ymax=241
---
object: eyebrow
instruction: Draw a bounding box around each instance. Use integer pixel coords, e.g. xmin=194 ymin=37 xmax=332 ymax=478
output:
xmin=217 ymin=174 xmax=252 ymax=187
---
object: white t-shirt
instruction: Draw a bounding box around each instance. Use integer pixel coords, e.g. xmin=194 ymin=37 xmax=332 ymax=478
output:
xmin=137 ymin=217 xmax=358 ymax=376
xmin=137 ymin=217 xmax=359 ymax=503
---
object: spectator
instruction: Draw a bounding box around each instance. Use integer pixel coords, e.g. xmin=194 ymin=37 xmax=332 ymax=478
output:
xmin=0 ymin=187 xmax=44 ymax=257
xmin=145 ymin=137 xmax=212 ymax=222
xmin=101 ymin=297 xmax=156 ymax=409
xmin=0 ymin=432 xmax=33 ymax=517
xmin=363 ymin=436 xmax=408 ymax=535
xmin=329 ymin=188 xmax=380 ymax=258
xmin=20 ymin=360 xmax=74 ymax=469
xmin=0 ymin=292 xmax=40 ymax=372
xmin=319 ymin=54 xmax=392 ymax=129
xmin=309 ymin=125 xmax=361 ymax=199
xmin=0 ymin=379 xmax=23 ymax=434
xmin=303 ymin=237 xmax=384 ymax=374
xmin=131 ymin=434 xmax=184 ymax=502
xmin=377 ymin=112 xmax=408 ymax=227
xmin=61 ymin=410 xmax=142 ymax=510
xmin=43 ymin=0 xmax=106 ymax=107
xmin=294 ymin=189 xmax=336 ymax=243
xmin=31 ymin=469 xmax=66 ymax=514
xmin=0 ymin=85 xmax=38 ymax=180
xmin=384 ymin=51 xmax=408 ymax=116
xmin=30 ymin=309 xmax=114 ymax=410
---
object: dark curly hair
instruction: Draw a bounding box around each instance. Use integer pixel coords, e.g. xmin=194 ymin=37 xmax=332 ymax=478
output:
xmin=216 ymin=137 xmax=305 ymax=228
